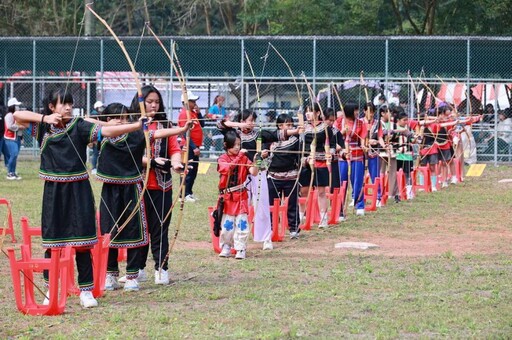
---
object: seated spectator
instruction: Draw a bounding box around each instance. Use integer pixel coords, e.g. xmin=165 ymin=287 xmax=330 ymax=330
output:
xmin=484 ymin=108 xmax=512 ymax=158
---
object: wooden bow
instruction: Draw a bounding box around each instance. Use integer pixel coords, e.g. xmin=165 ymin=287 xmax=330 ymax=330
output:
xmin=243 ymin=49 xmax=265 ymax=234
xmin=268 ymin=43 xmax=306 ymax=201
xmin=86 ymin=5 xmax=152 ymax=243
xmin=156 ymin=40 xmax=193 ymax=272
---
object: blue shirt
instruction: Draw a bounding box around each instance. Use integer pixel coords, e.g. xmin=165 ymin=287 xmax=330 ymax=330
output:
xmin=209 ymin=105 xmax=226 ymax=118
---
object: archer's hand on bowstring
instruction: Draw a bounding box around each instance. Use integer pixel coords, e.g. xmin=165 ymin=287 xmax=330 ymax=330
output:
xmin=339 ymin=150 xmax=350 ymax=161
xmin=257 ymin=149 xmax=270 ymax=170
xmin=369 ymin=138 xmax=379 ymax=146
xmin=249 ymin=151 xmax=261 ymax=176
xmin=253 ymin=150 xmax=265 ymax=169
xmin=183 ymin=120 xmax=195 ymax=132
xmin=151 ymin=157 xmax=173 ymax=174
xmin=224 ymin=120 xmax=255 ymax=132
xmin=325 ymin=149 xmax=333 ymax=163
xmin=43 ymin=112 xmax=64 ymax=126
xmin=150 ymin=156 xmax=190 ymax=175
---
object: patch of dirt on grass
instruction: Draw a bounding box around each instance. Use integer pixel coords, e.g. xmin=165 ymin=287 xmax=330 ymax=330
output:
xmin=338 ymin=228 xmax=512 ymax=257
xmin=278 ymin=226 xmax=512 ymax=257
xmin=179 ymin=227 xmax=512 ymax=258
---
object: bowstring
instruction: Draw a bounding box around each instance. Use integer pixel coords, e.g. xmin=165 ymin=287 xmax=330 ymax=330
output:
xmin=62 ymin=7 xmax=127 ymax=234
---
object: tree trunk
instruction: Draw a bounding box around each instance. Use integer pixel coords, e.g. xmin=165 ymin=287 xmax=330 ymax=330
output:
xmin=389 ymin=0 xmax=404 ymax=34
xmin=126 ymin=0 xmax=133 ymax=35
xmin=204 ymin=4 xmax=211 ymax=35
xmin=401 ymin=0 xmax=421 ymax=34
xmin=425 ymin=0 xmax=436 ymax=35
xmin=143 ymin=0 xmax=151 ymax=23
xmin=84 ymin=0 xmax=94 ymax=36
xmin=225 ymin=2 xmax=235 ymax=34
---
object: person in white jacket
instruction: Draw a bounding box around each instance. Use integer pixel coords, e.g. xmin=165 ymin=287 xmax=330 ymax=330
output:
xmin=4 ymin=97 xmax=25 ymax=180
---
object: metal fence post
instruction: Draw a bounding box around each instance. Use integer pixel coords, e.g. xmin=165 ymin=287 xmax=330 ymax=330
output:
xmin=86 ymin=81 xmax=90 ymax=116
xmin=170 ymin=38 xmax=174 ymax=120
xmin=466 ymin=39 xmax=470 ymax=117
xmin=385 ymin=39 xmax=389 ymax=91
xmin=241 ymin=39 xmax=245 ymax=109
xmin=100 ymin=39 xmax=104 ymax=102
xmin=313 ymin=38 xmax=317 ymax=94
xmin=32 ymin=39 xmax=37 ymax=155
xmin=494 ymin=83 xmax=498 ymax=166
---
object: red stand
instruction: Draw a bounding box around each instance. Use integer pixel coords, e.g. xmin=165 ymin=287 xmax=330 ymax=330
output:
xmin=270 ymin=197 xmax=288 ymax=242
xmin=412 ymin=166 xmax=432 ymax=194
xmin=19 ymin=217 xmax=80 ymax=296
xmin=364 ymin=175 xmax=381 ymax=212
xmin=0 ymin=198 xmax=17 ymax=243
xmin=328 ymin=181 xmax=347 ymax=224
xmin=379 ymin=173 xmax=389 ymax=206
xmin=90 ymin=234 xmax=110 ymax=298
xmin=298 ymin=189 xmax=319 ymax=230
xmin=454 ymin=158 xmax=464 ymax=182
xmin=396 ymin=169 xmax=407 ymax=201
xmin=8 ymin=246 xmax=73 ymax=316
xmin=117 ymin=248 xmax=127 ymax=262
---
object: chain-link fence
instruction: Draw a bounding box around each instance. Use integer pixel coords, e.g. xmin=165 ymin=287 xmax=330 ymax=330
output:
xmin=2 ymin=36 xmax=512 ymax=165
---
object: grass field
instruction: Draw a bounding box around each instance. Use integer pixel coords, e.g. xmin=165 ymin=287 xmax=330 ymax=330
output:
xmin=1 ymin=159 xmax=512 ymax=338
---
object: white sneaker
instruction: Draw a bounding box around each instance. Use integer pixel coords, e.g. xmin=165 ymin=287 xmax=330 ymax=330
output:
xmin=431 ymin=186 xmax=437 ymax=192
xmin=79 ymin=291 xmax=98 ymax=308
xmin=235 ymin=250 xmax=246 ymax=260
xmin=376 ymin=200 xmax=382 ymax=208
xmin=184 ymin=195 xmax=196 ymax=203
xmin=219 ymin=244 xmax=232 ymax=257
xmin=349 ymin=199 xmax=355 ymax=207
xmin=6 ymin=173 xmax=16 ymax=180
xmin=189 ymin=194 xmax=199 ymax=201
xmin=104 ymin=274 xmax=120 ymax=291
xmin=154 ymin=269 xmax=169 ymax=285
xmin=124 ymin=279 xmax=140 ymax=291
xmin=356 ymin=209 xmax=365 ymax=216
xmin=406 ymin=185 xmax=414 ymax=200
xmin=299 ymin=214 xmax=305 ymax=226
xmin=138 ymin=269 xmax=148 ymax=282
xmin=338 ymin=216 xmax=346 ymax=222
xmin=42 ymin=290 xmax=50 ymax=305
xmin=450 ymin=176 xmax=458 ymax=184
xmin=442 ymin=181 xmax=448 ymax=188
xmin=318 ymin=218 xmax=328 ymax=229
xmin=263 ymin=240 xmax=273 ymax=250
xmin=290 ymin=231 xmax=300 ymax=239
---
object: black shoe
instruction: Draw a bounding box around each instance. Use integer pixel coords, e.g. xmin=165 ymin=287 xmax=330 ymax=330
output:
xmin=394 ymin=195 xmax=401 ymax=203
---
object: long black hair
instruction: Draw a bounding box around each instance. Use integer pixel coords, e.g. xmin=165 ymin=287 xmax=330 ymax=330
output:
xmin=130 ymin=85 xmax=168 ymax=126
xmin=276 ymin=113 xmax=293 ymax=127
xmin=42 ymin=88 xmax=74 ymax=116
xmin=223 ymin=129 xmax=241 ymax=151
xmin=100 ymin=103 xmax=129 ymax=122
xmin=37 ymin=88 xmax=74 ymax=145
xmin=343 ymin=102 xmax=359 ymax=120
xmin=233 ymin=109 xmax=257 ymax=123
xmin=324 ymin=107 xmax=336 ymax=121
